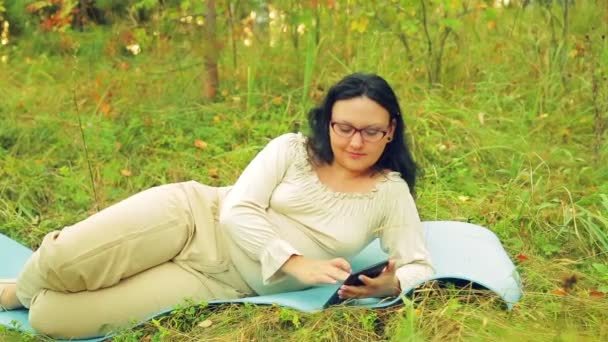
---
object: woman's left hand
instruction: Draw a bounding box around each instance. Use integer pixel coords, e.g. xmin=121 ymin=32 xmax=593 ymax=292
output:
xmin=337 ymin=259 xmax=401 ymax=300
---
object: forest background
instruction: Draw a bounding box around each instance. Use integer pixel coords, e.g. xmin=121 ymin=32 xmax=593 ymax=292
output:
xmin=0 ymin=0 xmax=607 ymax=341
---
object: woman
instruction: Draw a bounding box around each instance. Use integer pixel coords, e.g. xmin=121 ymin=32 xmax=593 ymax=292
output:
xmin=0 ymin=73 xmax=433 ymax=338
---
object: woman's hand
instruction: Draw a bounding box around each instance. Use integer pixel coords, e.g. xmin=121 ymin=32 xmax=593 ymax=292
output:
xmin=281 ymin=255 xmax=352 ymax=285
xmin=338 ymin=259 xmax=401 ymax=300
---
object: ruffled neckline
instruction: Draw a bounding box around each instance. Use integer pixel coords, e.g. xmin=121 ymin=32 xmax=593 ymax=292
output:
xmin=291 ymin=132 xmax=402 ymax=199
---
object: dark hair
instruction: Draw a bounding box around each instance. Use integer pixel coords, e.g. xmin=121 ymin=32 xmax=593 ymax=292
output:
xmin=306 ymin=72 xmax=418 ymax=193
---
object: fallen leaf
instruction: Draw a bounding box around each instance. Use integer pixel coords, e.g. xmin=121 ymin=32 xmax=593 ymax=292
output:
xmin=589 ymin=289 xmax=605 ymax=298
xmin=550 ymin=288 xmax=567 ymax=296
xmin=194 ymin=139 xmax=208 ymax=150
xmin=77 ymin=99 xmax=87 ymax=108
xmin=120 ymin=169 xmax=132 ymax=177
xmin=487 ymin=20 xmax=496 ymax=30
xmin=272 ymin=96 xmax=284 ymax=105
xmin=208 ymin=168 xmax=219 ymax=179
xmin=477 ymin=112 xmax=485 ymax=125
xmin=198 ymin=319 xmax=213 ymax=328
xmin=99 ymin=102 xmax=112 ymax=116
xmin=515 ymin=254 xmax=529 ymax=262
xmin=457 ymin=195 xmax=470 ymax=202
xmin=117 ymin=62 xmax=130 ymax=70
xmin=213 ymin=115 xmax=222 ymax=124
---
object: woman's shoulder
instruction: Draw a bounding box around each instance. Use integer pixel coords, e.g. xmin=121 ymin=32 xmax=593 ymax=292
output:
xmin=379 ymin=170 xmax=407 ymax=186
xmin=267 ymin=132 xmax=307 ymax=148
xmin=377 ymin=171 xmax=412 ymax=197
xmin=262 ymin=132 xmax=309 ymax=164
xmin=279 ymin=132 xmax=309 ymax=154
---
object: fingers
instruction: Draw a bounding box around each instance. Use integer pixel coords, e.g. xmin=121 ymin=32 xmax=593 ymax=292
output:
xmin=327 ymin=265 xmax=350 ymax=282
xmin=358 ymin=274 xmax=375 ymax=286
xmin=316 ymin=274 xmax=340 ymax=284
xmin=338 ymin=284 xmax=369 ymax=299
xmin=313 ymin=259 xmax=351 ymax=284
xmin=329 ymin=258 xmax=352 ymax=273
xmin=325 ymin=258 xmax=350 ymax=282
xmin=384 ymin=259 xmax=397 ymax=274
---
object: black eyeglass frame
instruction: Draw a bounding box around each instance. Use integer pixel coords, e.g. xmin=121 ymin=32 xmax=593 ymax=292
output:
xmin=329 ymin=121 xmax=390 ymax=142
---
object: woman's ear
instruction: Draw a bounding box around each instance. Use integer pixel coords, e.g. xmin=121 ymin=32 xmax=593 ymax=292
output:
xmin=388 ymin=119 xmax=397 ymax=139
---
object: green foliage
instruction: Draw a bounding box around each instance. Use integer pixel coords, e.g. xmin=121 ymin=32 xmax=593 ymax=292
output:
xmin=165 ymin=299 xmax=209 ymax=332
xmin=278 ymin=307 xmax=302 ymax=328
xmin=1 ymin=1 xmax=608 ymax=341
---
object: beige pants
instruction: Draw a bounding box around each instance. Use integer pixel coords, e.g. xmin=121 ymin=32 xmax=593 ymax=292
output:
xmin=15 ymin=181 xmax=253 ymax=339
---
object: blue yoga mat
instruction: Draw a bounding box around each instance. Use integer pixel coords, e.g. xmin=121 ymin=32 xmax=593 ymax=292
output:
xmin=0 ymin=221 xmax=522 ymax=341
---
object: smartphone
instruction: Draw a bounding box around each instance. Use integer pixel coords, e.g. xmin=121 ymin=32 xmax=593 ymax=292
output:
xmin=323 ymin=260 xmax=389 ymax=307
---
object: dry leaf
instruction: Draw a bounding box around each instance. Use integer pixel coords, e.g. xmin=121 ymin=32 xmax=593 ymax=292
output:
xmin=477 ymin=112 xmax=485 ymax=125
xmin=117 ymin=62 xmax=130 ymax=70
xmin=272 ymin=96 xmax=284 ymax=105
xmin=77 ymin=99 xmax=87 ymax=109
xmin=120 ymin=169 xmax=132 ymax=177
xmin=589 ymin=289 xmax=605 ymax=298
xmin=208 ymin=168 xmax=219 ymax=179
xmin=550 ymin=288 xmax=567 ymax=296
xmin=457 ymin=195 xmax=470 ymax=202
xmin=99 ymin=102 xmax=112 ymax=116
xmin=198 ymin=319 xmax=213 ymax=328
xmin=515 ymin=254 xmax=529 ymax=262
xmin=194 ymin=139 xmax=208 ymax=150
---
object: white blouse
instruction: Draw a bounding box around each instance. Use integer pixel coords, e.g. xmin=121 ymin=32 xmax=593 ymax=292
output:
xmin=219 ymin=133 xmax=433 ymax=295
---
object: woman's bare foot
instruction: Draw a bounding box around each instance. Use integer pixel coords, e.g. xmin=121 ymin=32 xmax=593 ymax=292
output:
xmin=0 ymin=280 xmax=24 ymax=311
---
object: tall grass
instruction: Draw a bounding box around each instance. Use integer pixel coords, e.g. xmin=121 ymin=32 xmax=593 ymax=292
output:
xmin=0 ymin=1 xmax=607 ymax=341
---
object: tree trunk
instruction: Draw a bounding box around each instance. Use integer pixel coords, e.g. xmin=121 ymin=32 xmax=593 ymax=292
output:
xmin=203 ymin=0 xmax=219 ymax=100
xmin=227 ymin=1 xmax=238 ymax=69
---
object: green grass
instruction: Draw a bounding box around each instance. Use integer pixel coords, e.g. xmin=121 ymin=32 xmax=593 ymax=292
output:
xmin=1 ymin=2 xmax=607 ymax=341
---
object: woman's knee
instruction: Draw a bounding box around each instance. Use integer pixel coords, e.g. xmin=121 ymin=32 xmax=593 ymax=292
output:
xmin=28 ymin=290 xmax=109 ymax=339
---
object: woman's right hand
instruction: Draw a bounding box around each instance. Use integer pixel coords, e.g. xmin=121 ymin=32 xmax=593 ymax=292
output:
xmin=281 ymin=255 xmax=352 ymax=285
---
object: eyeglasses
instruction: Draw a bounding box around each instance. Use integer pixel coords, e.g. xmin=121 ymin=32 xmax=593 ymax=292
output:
xmin=330 ymin=121 xmax=389 ymax=143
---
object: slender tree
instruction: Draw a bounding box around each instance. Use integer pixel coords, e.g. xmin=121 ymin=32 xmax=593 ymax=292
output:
xmin=203 ymin=0 xmax=219 ymax=100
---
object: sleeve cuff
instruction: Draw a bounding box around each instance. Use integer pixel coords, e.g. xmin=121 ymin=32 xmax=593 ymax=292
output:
xmin=260 ymin=238 xmax=301 ymax=285
xmin=396 ymin=263 xmax=434 ymax=292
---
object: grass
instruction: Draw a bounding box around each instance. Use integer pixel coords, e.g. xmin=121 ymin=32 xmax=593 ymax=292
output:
xmin=1 ymin=1 xmax=607 ymax=341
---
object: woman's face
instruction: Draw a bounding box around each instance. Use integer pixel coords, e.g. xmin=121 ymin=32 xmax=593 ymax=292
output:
xmin=329 ymin=96 xmax=395 ymax=176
